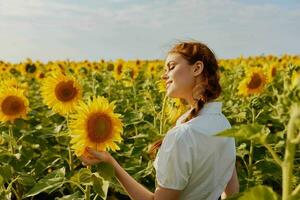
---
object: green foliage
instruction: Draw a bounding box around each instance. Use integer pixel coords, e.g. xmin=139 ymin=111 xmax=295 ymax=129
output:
xmin=228 ymin=185 xmax=279 ymax=200
xmin=0 ymin=60 xmax=299 ymax=199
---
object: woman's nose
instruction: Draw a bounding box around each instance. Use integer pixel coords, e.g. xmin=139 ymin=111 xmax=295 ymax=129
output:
xmin=161 ymin=72 xmax=168 ymax=80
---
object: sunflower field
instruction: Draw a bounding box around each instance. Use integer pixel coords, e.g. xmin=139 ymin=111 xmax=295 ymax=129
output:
xmin=0 ymin=55 xmax=299 ymax=200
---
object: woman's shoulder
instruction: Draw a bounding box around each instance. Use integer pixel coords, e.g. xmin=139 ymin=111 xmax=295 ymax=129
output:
xmin=162 ymin=124 xmax=191 ymax=146
xmin=166 ymin=123 xmax=192 ymax=138
xmin=155 ymin=125 xmax=191 ymax=156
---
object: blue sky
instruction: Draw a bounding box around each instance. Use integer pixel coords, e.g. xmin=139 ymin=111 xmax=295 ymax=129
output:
xmin=0 ymin=0 xmax=299 ymax=62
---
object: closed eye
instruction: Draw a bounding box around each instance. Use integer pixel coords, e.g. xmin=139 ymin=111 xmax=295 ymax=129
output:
xmin=164 ymin=62 xmax=176 ymax=72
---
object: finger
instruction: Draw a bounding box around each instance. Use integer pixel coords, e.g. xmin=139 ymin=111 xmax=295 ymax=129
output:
xmin=86 ymin=147 xmax=104 ymax=158
xmin=79 ymin=155 xmax=100 ymax=165
xmin=80 ymin=155 xmax=99 ymax=163
xmin=80 ymin=158 xmax=98 ymax=165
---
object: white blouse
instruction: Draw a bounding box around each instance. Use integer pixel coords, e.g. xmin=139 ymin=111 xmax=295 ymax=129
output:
xmin=153 ymin=101 xmax=236 ymax=200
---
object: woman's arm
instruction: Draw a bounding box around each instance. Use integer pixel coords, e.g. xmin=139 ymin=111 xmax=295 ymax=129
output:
xmin=110 ymin=156 xmax=153 ymax=200
xmin=80 ymin=147 xmax=181 ymax=200
xmin=221 ymin=166 xmax=239 ymax=199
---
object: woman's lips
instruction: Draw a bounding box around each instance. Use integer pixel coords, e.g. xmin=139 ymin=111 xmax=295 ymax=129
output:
xmin=166 ymin=81 xmax=173 ymax=88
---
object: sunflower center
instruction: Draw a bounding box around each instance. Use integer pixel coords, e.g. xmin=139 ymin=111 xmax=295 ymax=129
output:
xmin=80 ymin=67 xmax=88 ymax=74
xmin=39 ymin=73 xmax=45 ymax=79
xmin=107 ymin=63 xmax=114 ymax=71
xmin=247 ymin=73 xmax=262 ymax=89
xmin=10 ymin=68 xmax=18 ymax=74
xmin=129 ymin=70 xmax=134 ymax=78
xmin=87 ymin=113 xmax=112 ymax=143
xmin=55 ymin=80 xmax=78 ymax=102
xmin=25 ymin=64 xmax=37 ymax=73
xmin=150 ymin=66 xmax=154 ymax=72
xmin=271 ymin=67 xmax=276 ymax=77
xmin=1 ymin=95 xmax=25 ymax=116
xmin=117 ymin=64 xmax=123 ymax=75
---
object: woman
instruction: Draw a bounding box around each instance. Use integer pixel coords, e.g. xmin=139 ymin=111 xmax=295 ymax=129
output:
xmin=80 ymin=41 xmax=239 ymax=200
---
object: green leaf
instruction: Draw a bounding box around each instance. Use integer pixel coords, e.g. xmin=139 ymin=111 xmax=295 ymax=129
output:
xmin=92 ymin=173 xmax=109 ymax=200
xmin=215 ymin=123 xmax=268 ymax=144
xmin=0 ymin=164 xmax=14 ymax=183
xmin=17 ymin=173 xmax=36 ymax=187
xmin=290 ymin=191 xmax=300 ymax=200
xmin=55 ymin=191 xmax=84 ymax=200
xmin=23 ymin=167 xmax=65 ymax=198
xmin=97 ymin=162 xmax=115 ymax=181
xmin=70 ymin=168 xmax=93 ymax=186
xmin=228 ymin=185 xmax=278 ymax=200
xmin=2 ymin=133 xmax=17 ymax=148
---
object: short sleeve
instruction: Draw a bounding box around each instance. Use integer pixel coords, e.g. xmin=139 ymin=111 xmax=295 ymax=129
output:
xmin=154 ymin=126 xmax=193 ymax=190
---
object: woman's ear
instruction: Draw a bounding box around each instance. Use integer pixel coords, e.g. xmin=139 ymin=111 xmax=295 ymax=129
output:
xmin=192 ymin=61 xmax=204 ymax=77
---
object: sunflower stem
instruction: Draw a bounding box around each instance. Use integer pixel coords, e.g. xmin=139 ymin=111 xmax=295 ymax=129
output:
xmin=11 ymin=186 xmax=21 ymax=200
xmin=263 ymin=143 xmax=282 ymax=166
xmin=147 ymin=92 xmax=157 ymax=129
xmin=66 ymin=116 xmax=74 ymax=172
xmin=247 ymin=107 xmax=256 ymax=188
xmin=247 ymin=140 xmax=254 ymax=188
xmin=134 ymin=125 xmax=138 ymax=136
xmin=282 ymin=104 xmax=299 ymax=200
xmin=68 ymin=145 xmax=73 ymax=172
xmin=93 ymin=194 xmax=99 ymax=200
xmin=8 ymin=124 xmax=15 ymax=154
xmin=91 ymin=71 xmax=98 ymax=97
xmin=132 ymin=81 xmax=139 ymax=136
xmin=159 ymin=95 xmax=168 ymax=135
xmin=85 ymin=166 xmax=91 ymax=200
xmin=64 ymin=180 xmax=86 ymax=194
xmin=84 ymin=184 xmax=91 ymax=200
xmin=132 ymin=81 xmax=138 ymax=111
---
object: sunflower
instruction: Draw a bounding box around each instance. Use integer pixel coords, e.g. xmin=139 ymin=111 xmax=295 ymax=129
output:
xmin=40 ymin=72 xmax=82 ymax=116
xmin=127 ymin=63 xmax=139 ymax=80
xmin=291 ymin=71 xmax=300 ymax=89
xmin=263 ymin=63 xmax=278 ymax=83
xmin=69 ymin=96 xmax=123 ymax=157
xmin=156 ymin=80 xmax=166 ymax=93
xmin=238 ymin=67 xmax=267 ymax=96
xmin=8 ymin=66 xmax=20 ymax=75
xmin=145 ymin=63 xmax=157 ymax=78
xmin=92 ymin=62 xmax=101 ymax=71
xmin=0 ymin=77 xmax=19 ymax=89
xmin=0 ymin=65 xmax=8 ymax=73
xmin=35 ymin=71 xmax=46 ymax=81
xmin=21 ymin=61 xmax=38 ymax=78
xmin=166 ymin=98 xmax=188 ymax=124
xmin=45 ymin=63 xmax=65 ymax=75
xmin=76 ymin=67 xmax=89 ymax=77
xmin=106 ymin=62 xmax=114 ymax=71
xmin=0 ymin=77 xmax=29 ymax=92
xmin=0 ymin=88 xmax=29 ymax=123
xmin=122 ymin=63 xmax=139 ymax=87
xmin=113 ymin=59 xmax=125 ymax=81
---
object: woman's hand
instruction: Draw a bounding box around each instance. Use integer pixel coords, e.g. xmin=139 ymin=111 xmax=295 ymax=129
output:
xmin=79 ymin=147 xmax=113 ymax=166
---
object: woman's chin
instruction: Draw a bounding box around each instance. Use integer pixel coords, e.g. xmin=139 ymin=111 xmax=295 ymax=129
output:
xmin=166 ymin=90 xmax=172 ymax=97
xmin=166 ymin=89 xmax=178 ymax=98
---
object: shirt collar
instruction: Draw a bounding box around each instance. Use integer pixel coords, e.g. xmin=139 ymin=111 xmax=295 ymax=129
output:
xmin=196 ymin=101 xmax=223 ymax=115
xmin=175 ymin=101 xmax=223 ymax=126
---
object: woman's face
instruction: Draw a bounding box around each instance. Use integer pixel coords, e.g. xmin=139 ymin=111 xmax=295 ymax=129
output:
xmin=161 ymin=53 xmax=195 ymax=99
